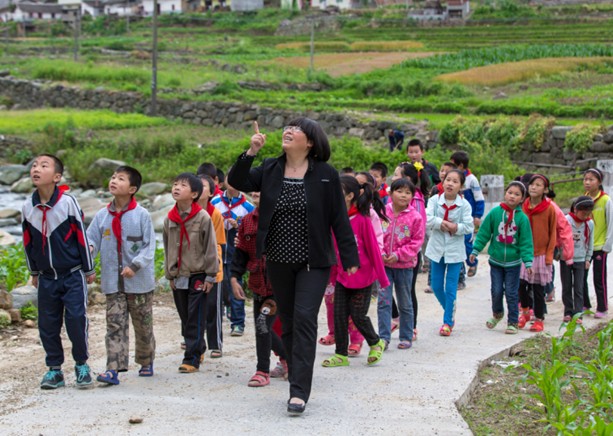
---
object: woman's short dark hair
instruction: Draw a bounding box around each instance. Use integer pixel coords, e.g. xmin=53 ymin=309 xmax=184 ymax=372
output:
xmin=286 ymin=117 xmax=331 ymax=162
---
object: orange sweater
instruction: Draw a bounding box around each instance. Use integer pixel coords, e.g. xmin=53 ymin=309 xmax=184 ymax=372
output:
xmin=210 ymin=207 xmax=226 ymax=282
xmin=527 ymin=203 xmax=557 ymax=265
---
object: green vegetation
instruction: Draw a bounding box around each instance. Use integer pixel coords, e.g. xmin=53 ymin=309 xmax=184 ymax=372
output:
xmin=462 ymin=319 xmax=613 ymax=434
xmin=0 ymin=245 xmax=30 ymax=292
xmin=20 ymin=302 xmax=38 ymax=321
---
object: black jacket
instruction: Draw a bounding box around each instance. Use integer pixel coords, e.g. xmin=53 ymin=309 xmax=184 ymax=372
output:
xmin=228 ymin=152 xmax=359 ymax=270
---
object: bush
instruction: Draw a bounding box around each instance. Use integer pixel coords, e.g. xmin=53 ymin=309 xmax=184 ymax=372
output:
xmin=20 ymin=302 xmax=38 ymax=321
xmin=0 ymin=245 xmax=30 ymax=292
xmin=564 ymin=123 xmax=602 ymax=154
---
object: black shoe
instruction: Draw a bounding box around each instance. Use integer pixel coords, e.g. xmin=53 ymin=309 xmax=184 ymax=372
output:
xmin=287 ymin=399 xmax=306 ymax=415
xmin=75 ymin=363 xmax=94 ymax=389
xmin=41 ymin=369 xmax=65 ymax=390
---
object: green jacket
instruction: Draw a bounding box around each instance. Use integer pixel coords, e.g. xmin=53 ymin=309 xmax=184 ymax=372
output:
xmin=472 ymin=205 xmax=534 ymax=268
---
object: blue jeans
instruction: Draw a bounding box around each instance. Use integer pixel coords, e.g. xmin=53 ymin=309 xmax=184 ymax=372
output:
xmin=490 ymin=264 xmax=520 ymax=324
xmin=378 ymin=267 xmax=414 ymax=343
xmin=224 ymin=262 xmax=245 ymax=329
xmin=430 ymin=258 xmax=462 ymax=327
xmin=465 ymin=233 xmax=477 ymax=268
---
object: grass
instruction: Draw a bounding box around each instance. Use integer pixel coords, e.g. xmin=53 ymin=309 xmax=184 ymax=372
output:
xmin=0 ymin=109 xmax=170 ymax=134
xmin=275 ymin=40 xmax=425 ymax=52
xmin=436 ymin=57 xmax=611 ymax=86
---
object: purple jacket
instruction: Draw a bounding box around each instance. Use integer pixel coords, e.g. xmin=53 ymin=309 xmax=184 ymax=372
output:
xmin=335 ymin=213 xmax=390 ymax=289
xmin=382 ymin=203 xmax=425 ymax=269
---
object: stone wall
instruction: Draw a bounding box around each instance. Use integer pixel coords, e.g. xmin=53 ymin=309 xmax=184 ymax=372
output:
xmin=0 ymin=76 xmax=429 ymax=144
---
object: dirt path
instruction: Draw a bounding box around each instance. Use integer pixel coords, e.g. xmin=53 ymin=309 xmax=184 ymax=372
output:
xmin=0 ymin=259 xmax=610 ymax=435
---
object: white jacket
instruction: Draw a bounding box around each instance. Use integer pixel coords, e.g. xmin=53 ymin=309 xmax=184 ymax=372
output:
xmin=425 ymin=194 xmax=474 ymax=264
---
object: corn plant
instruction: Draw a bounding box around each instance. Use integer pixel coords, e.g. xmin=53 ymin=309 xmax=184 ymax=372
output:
xmin=0 ymin=245 xmax=30 ymax=292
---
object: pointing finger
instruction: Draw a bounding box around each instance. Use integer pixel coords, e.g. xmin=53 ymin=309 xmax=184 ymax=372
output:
xmin=253 ymin=121 xmax=260 ymax=134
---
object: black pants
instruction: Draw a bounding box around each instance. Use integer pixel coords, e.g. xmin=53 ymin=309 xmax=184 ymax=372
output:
xmin=173 ymin=275 xmax=208 ymax=368
xmin=266 ymin=261 xmax=330 ymax=403
xmin=253 ymin=296 xmax=286 ymax=373
xmin=38 ymin=270 xmax=89 ymax=367
xmin=560 ymin=262 xmax=586 ymax=317
xmin=518 ymin=279 xmax=546 ymax=320
xmin=205 ymin=282 xmax=223 ymax=352
xmin=583 ymin=250 xmax=609 ymax=313
xmin=333 ymin=283 xmax=379 ymax=356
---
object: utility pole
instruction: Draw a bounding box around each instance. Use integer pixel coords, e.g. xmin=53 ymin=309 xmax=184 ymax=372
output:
xmin=309 ymin=20 xmax=314 ymax=75
xmin=125 ymin=1 xmax=130 ymax=33
xmin=73 ymin=6 xmax=80 ymax=61
xmin=151 ymin=0 xmax=158 ymax=115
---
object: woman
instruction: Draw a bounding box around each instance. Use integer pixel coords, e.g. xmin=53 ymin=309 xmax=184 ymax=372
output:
xmin=228 ymin=118 xmax=359 ymax=415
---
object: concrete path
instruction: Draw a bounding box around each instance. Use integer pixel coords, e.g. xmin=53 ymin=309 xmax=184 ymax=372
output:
xmin=0 ymin=255 xmax=610 ymax=436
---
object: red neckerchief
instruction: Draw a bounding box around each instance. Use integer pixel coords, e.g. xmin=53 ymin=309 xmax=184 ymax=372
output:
xmin=442 ymin=203 xmax=457 ymax=221
xmin=347 ymin=204 xmax=359 ymax=217
xmin=107 ymin=197 xmax=138 ymax=255
xmin=587 ymin=190 xmax=606 ymax=203
xmin=206 ymin=202 xmax=216 ymax=217
xmin=500 ymin=203 xmax=515 ymax=237
xmin=522 ymin=197 xmax=550 ymax=226
xmin=36 ymin=185 xmax=69 ymax=255
xmin=436 ymin=183 xmax=444 ymax=195
xmin=168 ymin=202 xmax=202 ymax=269
xmin=219 ymin=193 xmax=247 ymax=219
xmin=214 ymin=185 xmax=224 ymax=197
xmin=569 ymin=212 xmax=592 ymax=250
xmin=378 ymin=183 xmax=388 ymax=199
xmin=464 ymin=169 xmax=472 ymax=177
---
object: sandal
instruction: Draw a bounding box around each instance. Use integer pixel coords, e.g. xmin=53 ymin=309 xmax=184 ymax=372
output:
xmin=367 ymin=339 xmax=385 ymax=366
xmin=138 ymin=364 xmax=154 ymax=377
xmin=348 ymin=343 xmax=362 ymax=357
xmin=439 ymin=324 xmax=452 ymax=336
xmin=390 ymin=322 xmax=399 ymax=334
xmin=180 ymin=341 xmax=186 ymax=350
xmin=210 ymin=349 xmax=222 ymax=359
xmin=318 ymin=334 xmax=335 ymax=346
xmin=270 ymin=360 xmax=288 ymax=379
xmin=247 ymin=370 xmax=270 ymax=387
xmin=505 ymin=324 xmax=518 ymax=335
xmin=96 ymin=370 xmax=119 ymax=385
xmin=322 ymin=354 xmax=349 ymax=368
xmin=486 ymin=316 xmax=502 ymax=330
xmin=398 ymin=341 xmax=412 ymax=350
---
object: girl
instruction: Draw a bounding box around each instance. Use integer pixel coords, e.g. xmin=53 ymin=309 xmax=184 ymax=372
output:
xmin=583 ymin=168 xmax=612 ymax=318
xmin=378 ymin=179 xmax=424 ymax=349
xmin=561 ymin=196 xmax=594 ymax=323
xmin=469 ymin=181 xmax=534 ymax=334
xmin=517 ymin=174 xmax=557 ymax=332
xmin=425 ymin=169 xmax=474 ymax=336
xmin=321 ymin=176 xmax=389 ymax=368
xmin=393 ymin=162 xmax=430 ymax=339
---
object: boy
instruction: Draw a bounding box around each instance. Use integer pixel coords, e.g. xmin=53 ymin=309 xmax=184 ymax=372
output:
xmin=87 ymin=166 xmax=156 ymax=385
xmin=450 ymin=151 xmax=485 ymax=280
xmin=197 ymin=173 xmax=226 ymax=358
xmin=407 ymin=139 xmax=440 ymax=187
xmin=369 ymin=162 xmax=389 ymax=205
xmin=164 ymin=173 xmax=219 ymax=373
xmin=22 ymin=154 xmax=96 ymax=389
xmin=388 ymin=129 xmax=405 ymax=152
xmin=196 ymin=162 xmax=224 ymax=197
xmin=211 ymin=179 xmax=255 ymax=337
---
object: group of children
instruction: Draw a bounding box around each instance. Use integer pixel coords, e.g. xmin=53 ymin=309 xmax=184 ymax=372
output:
xmin=22 ymin=145 xmax=611 ymax=389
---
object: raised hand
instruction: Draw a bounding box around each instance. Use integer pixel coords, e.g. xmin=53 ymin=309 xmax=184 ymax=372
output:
xmin=248 ymin=121 xmax=266 ymax=156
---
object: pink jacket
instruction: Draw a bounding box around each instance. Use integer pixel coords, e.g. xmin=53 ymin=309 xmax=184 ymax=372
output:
xmin=369 ymin=207 xmax=384 ymax=251
xmin=412 ymin=190 xmax=427 ymax=232
xmin=382 ymin=203 xmax=425 ymax=269
xmin=551 ymin=201 xmax=574 ymax=263
xmin=335 ymin=213 xmax=390 ymax=289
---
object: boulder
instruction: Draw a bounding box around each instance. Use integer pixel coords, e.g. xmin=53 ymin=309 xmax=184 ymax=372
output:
xmin=10 ymin=285 xmax=37 ymax=309
xmin=0 ymin=165 xmax=29 ymax=185
xmin=139 ymin=182 xmax=168 ymax=197
xmin=0 ymin=208 xmax=20 ymax=219
xmin=24 ymin=319 xmax=36 ymax=328
xmin=0 ymin=289 xmax=12 ymax=309
xmin=78 ymin=197 xmax=105 ymax=224
xmin=10 ymin=177 xmax=33 ymax=194
xmin=88 ymin=158 xmax=126 ymax=173
xmin=8 ymin=308 xmax=21 ymax=323
xmin=151 ymin=205 xmax=173 ymax=232
xmin=551 ymin=126 xmax=572 ymax=140
xmin=151 ymin=193 xmax=174 ymax=211
xmin=0 ymin=229 xmax=16 ymax=246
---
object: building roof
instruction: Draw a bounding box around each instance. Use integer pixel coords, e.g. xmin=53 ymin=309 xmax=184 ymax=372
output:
xmin=16 ymin=1 xmax=65 ymax=13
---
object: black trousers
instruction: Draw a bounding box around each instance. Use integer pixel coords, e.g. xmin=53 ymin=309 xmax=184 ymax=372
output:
xmin=173 ymin=275 xmax=208 ymax=368
xmin=333 ymin=283 xmax=379 ymax=356
xmin=583 ymin=250 xmax=609 ymax=313
xmin=560 ymin=262 xmax=586 ymax=317
xmin=253 ymin=296 xmax=286 ymax=373
xmin=518 ymin=279 xmax=546 ymax=320
xmin=205 ymin=282 xmax=223 ymax=351
xmin=266 ymin=261 xmax=330 ymax=403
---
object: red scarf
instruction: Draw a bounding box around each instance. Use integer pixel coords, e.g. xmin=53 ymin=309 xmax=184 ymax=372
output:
xmin=107 ymin=197 xmax=138 ymax=254
xmin=347 ymin=204 xmax=359 ymax=217
xmin=587 ymin=190 xmax=606 ymax=203
xmin=168 ymin=202 xmax=202 ymax=269
xmin=500 ymin=203 xmax=515 ymax=237
xmin=436 ymin=183 xmax=444 ymax=195
xmin=206 ymin=202 xmax=216 ymax=218
xmin=569 ymin=212 xmax=592 ymax=250
xmin=522 ymin=197 xmax=550 ymax=226
xmin=378 ymin=183 xmax=388 ymax=200
xmin=214 ymin=185 xmax=224 ymax=197
xmin=219 ymin=194 xmax=247 ymax=220
xmin=36 ymin=185 xmax=69 ymax=255
xmin=442 ymin=203 xmax=457 ymax=221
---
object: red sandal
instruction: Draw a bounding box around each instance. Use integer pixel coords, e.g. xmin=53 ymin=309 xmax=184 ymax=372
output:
xmin=247 ymin=371 xmax=270 ymax=387
xmin=318 ymin=334 xmax=335 ymax=346
xmin=348 ymin=343 xmax=362 ymax=357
